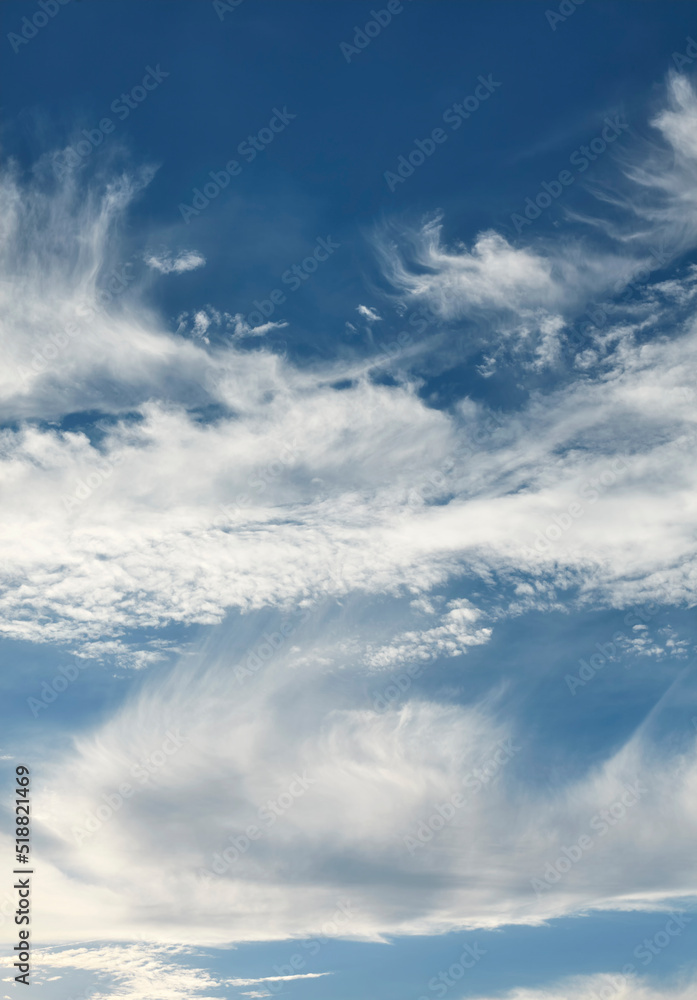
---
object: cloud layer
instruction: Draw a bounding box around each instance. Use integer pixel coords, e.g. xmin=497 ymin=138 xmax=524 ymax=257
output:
xmin=2 ymin=76 xmax=697 ymax=966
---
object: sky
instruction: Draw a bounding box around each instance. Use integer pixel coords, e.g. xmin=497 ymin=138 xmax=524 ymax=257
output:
xmin=0 ymin=0 xmax=696 ymax=998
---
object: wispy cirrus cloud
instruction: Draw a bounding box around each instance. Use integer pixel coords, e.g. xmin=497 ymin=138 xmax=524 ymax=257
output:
xmin=23 ymin=605 xmax=697 ymax=944
xmin=0 ymin=942 xmax=258 ymax=1000
xmin=373 ymin=74 xmax=697 ymax=372
xmin=227 ymin=311 xmax=289 ymax=339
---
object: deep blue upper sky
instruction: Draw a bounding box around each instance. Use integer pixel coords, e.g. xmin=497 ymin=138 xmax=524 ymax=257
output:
xmin=3 ymin=0 xmax=694 ymax=360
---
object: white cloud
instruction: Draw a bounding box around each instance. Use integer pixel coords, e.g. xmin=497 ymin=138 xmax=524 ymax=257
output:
xmin=373 ymin=76 xmax=697 ymax=370
xmin=228 ymin=973 xmax=331 ymax=985
xmin=2 ymin=80 xmax=696 ymax=653
xmin=3 ymin=74 xmax=697 ymax=951
xmin=18 ymin=619 xmax=697 ymax=944
xmin=617 ymin=72 xmax=697 ymax=255
xmin=227 ymin=312 xmax=289 ymax=339
xmin=144 ymin=249 xmax=206 ymax=274
xmin=468 ymin=972 xmax=697 ymax=1000
xmin=174 ymin=308 xmax=290 ymax=342
xmin=0 ymin=943 xmax=233 ymax=1000
xmin=377 ymin=223 xmax=561 ymax=317
xmin=3 ymin=286 xmax=697 ymax=650
xmin=373 ymin=215 xmax=646 ymax=371
xmin=0 ymin=164 xmax=212 ymax=421
xmin=193 ymin=309 xmax=212 ymax=335
xmin=364 ymin=599 xmax=491 ymax=669
xmin=357 ymin=304 xmax=383 ymax=323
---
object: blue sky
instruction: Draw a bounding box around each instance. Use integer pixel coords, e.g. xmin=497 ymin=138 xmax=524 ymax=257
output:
xmin=1 ymin=1 xmax=697 ymax=998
